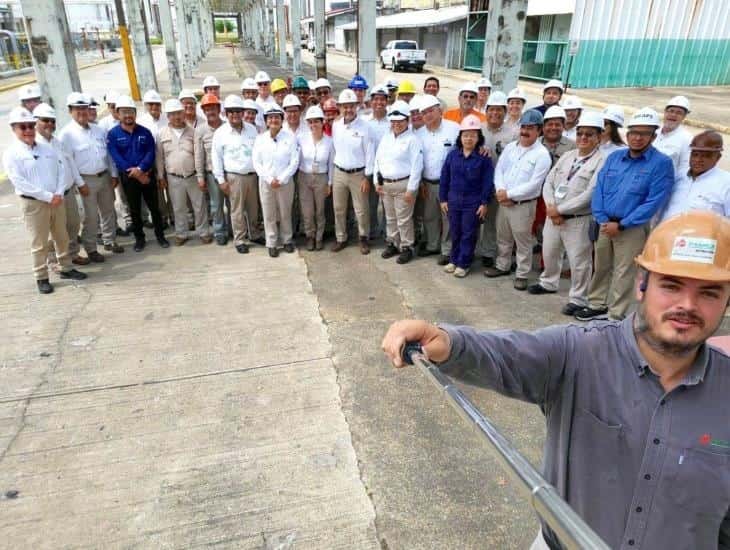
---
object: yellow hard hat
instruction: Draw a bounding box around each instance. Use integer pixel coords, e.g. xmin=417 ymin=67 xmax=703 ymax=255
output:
xmin=271 ymin=78 xmax=288 ymax=93
xmin=635 ymin=211 xmax=730 ymax=282
xmin=397 ymin=80 xmax=416 ymax=95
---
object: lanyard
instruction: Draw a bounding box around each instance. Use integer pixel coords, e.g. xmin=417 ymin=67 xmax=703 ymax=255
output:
xmin=566 ymin=149 xmax=598 ymax=182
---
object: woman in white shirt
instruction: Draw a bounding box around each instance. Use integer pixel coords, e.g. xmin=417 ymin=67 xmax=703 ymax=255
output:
xmin=252 ymin=104 xmax=300 ymax=257
xmin=298 ymin=106 xmax=334 ymax=250
xmin=600 ymin=104 xmax=626 ymax=157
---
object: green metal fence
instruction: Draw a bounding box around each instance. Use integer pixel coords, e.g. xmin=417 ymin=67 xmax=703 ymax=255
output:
xmin=519 ymin=39 xmax=568 ymax=81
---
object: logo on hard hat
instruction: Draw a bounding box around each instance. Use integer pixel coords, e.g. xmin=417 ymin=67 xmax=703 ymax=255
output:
xmin=670 ymin=236 xmax=716 ymax=264
xmin=676 ymin=238 xmax=686 ymax=247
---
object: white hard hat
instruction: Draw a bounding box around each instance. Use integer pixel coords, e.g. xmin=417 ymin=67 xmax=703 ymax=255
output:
xmin=142 ymin=89 xmax=162 ymax=104
xmin=627 ymin=107 xmax=661 ymax=128
xmin=314 ymin=78 xmax=331 ymax=90
xmin=8 ymin=106 xmax=35 ymax=125
xmin=542 ymin=79 xmax=564 ymax=92
xmin=507 ymin=87 xmax=527 ymax=102
xmin=369 ymin=84 xmax=389 ymax=98
xmin=254 ymin=71 xmax=271 ymax=83
xmin=282 ymin=94 xmax=302 ymax=109
xmin=562 ymin=95 xmax=583 ymax=110
xmin=458 ymin=82 xmax=479 ymax=95
xmin=263 ymin=104 xmax=285 ymax=117
xmin=544 ymin=106 xmax=567 ymax=120
xmin=164 ymin=98 xmax=184 ymax=113
xmin=241 ymin=77 xmax=258 ymax=91
xmin=223 ymin=94 xmax=246 ymax=110
xmin=387 ymin=100 xmax=410 ymax=121
xmin=418 ymin=94 xmax=441 ymax=110
xmin=66 ymin=91 xmax=89 ymax=107
xmin=307 ymin=80 xmax=316 ymax=90
xmin=602 ymin=104 xmax=625 ymax=127
xmin=385 ymin=78 xmax=399 ymax=90
xmin=408 ymin=95 xmax=422 ymax=113
xmin=576 ymin=111 xmax=605 ymax=130
xmin=115 ymin=95 xmax=136 ymax=110
xmin=202 ymin=75 xmax=220 ymax=88
xmin=241 ymin=99 xmax=259 ymax=112
xmin=486 ymin=91 xmax=508 ymax=107
xmin=305 ymin=105 xmax=325 ymax=120
xmin=666 ymin=95 xmax=690 ymax=113
xmin=337 ymin=89 xmax=357 ymax=104
xmin=18 ymin=84 xmax=41 ymax=102
xmin=178 ymin=89 xmax=196 ymax=101
xmin=104 ymin=90 xmax=119 ymax=105
xmin=476 ymin=77 xmax=492 ymax=89
xmin=87 ymin=95 xmax=99 ymax=109
xmin=32 ymin=103 xmax=56 ymax=119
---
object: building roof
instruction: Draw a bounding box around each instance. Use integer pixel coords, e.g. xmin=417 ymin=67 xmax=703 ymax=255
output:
xmin=338 ymin=5 xmax=468 ymax=30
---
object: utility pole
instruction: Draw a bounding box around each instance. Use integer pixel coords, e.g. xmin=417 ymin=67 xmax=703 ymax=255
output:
xmin=268 ymin=0 xmax=276 ymax=61
xmin=358 ymin=0 xmax=376 ymax=86
xmin=276 ymin=0 xmax=286 ymax=67
xmin=125 ymin=0 xmax=158 ymax=93
xmin=176 ymin=0 xmax=193 ymax=77
xmin=291 ymin=0 xmax=301 ymax=72
xmin=314 ymin=0 xmax=326 ymax=77
xmin=252 ymin=3 xmax=261 ymax=52
xmin=113 ymin=0 xmax=140 ymax=100
xmin=18 ymin=0 xmax=81 ymax=125
xmin=157 ymin=0 xmax=181 ymax=95
xmin=481 ymin=0 xmax=528 ymax=92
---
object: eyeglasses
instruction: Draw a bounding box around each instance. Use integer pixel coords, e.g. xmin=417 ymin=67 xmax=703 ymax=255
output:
xmin=316 ymin=89 xmax=330 ymax=96
xmin=461 ymin=93 xmax=477 ymax=100
xmin=257 ymin=82 xmax=269 ymax=86
xmin=575 ymin=131 xmax=597 ymax=138
xmin=626 ymin=130 xmax=655 ymax=138
xmin=16 ymin=123 xmax=36 ymax=131
xmin=37 ymin=118 xmax=56 ymax=124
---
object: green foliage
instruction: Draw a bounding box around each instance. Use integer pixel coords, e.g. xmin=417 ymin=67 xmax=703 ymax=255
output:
xmin=215 ymin=20 xmax=225 ymax=33
xmin=149 ymin=36 xmax=163 ymax=45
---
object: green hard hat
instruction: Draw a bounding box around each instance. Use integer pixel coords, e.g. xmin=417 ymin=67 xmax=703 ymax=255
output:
xmin=292 ymin=76 xmax=309 ymax=90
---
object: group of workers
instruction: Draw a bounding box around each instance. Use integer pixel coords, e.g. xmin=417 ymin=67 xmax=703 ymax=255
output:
xmin=4 ymin=72 xmax=730 ymax=318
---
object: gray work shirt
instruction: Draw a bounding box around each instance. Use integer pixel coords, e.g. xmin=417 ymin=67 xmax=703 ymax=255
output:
xmin=439 ymin=315 xmax=730 ymax=550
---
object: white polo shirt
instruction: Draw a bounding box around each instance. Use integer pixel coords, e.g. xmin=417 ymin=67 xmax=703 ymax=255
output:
xmin=58 ymin=119 xmax=113 ymax=176
xmin=654 ymin=125 xmax=692 ymax=180
xmin=373 ymin=128 xmax=424 ymax=192
xmin=332 ymin=116 xmax=373 ymax=176
xmin=211 ymin=121 xmax=259 ymax=183
xmin=660 ymin=166 xmax=730 ymax=221
xmin=299 ymin=132 xmax=334 ymax=186
xmin=37 ymin=134 xmax=85 ymax=192
xmin=415 ymin=119 xmax=460 ymax=181
xmin=252 ymin=129 xmax=300 ymax=185
xmin=3 ymin=138 xmax=65 ymax=202
xmin=494 ymin=140 xmax=552 ymax=202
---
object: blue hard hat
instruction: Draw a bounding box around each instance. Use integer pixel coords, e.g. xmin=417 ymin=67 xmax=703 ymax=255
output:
xmin=348 ymin=74 xmax=369 ymax=90
xmin=520 ymin=109 xmax=544 ymax=126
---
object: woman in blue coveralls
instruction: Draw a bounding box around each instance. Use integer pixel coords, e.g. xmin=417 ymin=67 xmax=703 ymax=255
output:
xmin=439 ymin=115 xmax=494 ymax=278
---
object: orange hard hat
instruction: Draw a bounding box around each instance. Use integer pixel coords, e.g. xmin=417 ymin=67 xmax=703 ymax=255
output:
xmin=635 ymin=211 xmax=730 ymax=282
xmin=200 ymin=93 xmax=220 ymax=107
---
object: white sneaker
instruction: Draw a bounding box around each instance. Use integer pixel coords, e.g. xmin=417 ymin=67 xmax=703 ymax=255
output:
xmin=444 ymin=263 xmax=456 ymax=273
xmin=454 ymin=267 xmax=469 ymax=278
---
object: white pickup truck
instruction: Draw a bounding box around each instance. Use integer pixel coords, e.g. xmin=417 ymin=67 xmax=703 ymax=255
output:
xmin=380 ymin=40 xmax=427 ymax=72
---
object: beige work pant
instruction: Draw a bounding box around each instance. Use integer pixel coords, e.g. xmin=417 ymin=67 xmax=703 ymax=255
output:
xmin=539 ymin=215 xmax=593 ymax=306
xmin=167 ymin=174 xmax=209 ymax=238
xmin=227 ymin=172 xmax=261 ymax=245
xmin=421 ymin=181 xmax=451 ymax=255
xmin=475 ymin=201 xmax=500 ymax=258
xmin=80 ymin=172 xmax=116 ymax=253
xmin=496 ymin=200 xmax=536 ymax=278
xmin=114 ymin=184 xmax=132 ymax=227
xmin=48 ymin=188 xmax=81 ymax=264
xmin=332 ymin=167 xmax=370 ymax=243
xmin=21 ymin=197 xmax=72 ymax=280
xmin=587 ymin=224 xmax=649 ymax=320
xmin=297 ymin=171 xmax=329 ymax=243
xmin=259 ymin=178 xmax=295 ymax=248
xmin=381 ymin=179 xmax=415 ymax=249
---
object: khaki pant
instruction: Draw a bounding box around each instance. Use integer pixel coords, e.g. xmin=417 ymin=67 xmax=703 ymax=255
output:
xmin=588 ymin=224 xmax=648 ymax=320
xmin=332 ymin=167 xmax=370 ymax=243
xmin=114 ymin=184 xmax=132 ymax=227
xmin=167 ymin=174 xmax=209 ymax=238
xmin=539 ymin=215 xmax=593 ymax=306
xmin=475 ymin=201 xmax=499 ymax=258
xmin=421 ymin=181 xmax=451 ymax=255
xmin=259 ymin=179 xmax=295 ymax=248
xmin=21 ymin=197 xmax=72 ymax=280
xmin=496 ymin=200 xmax=536 ymax=278
xmin=48 ymin=187 xmax=81 ymax=264
xmin=297 ymin=171 xmax=329 ymax=243
xmin=381 ymin=179 xmax=415 ymax=249
xmin=80 ymin=172 xmax=116 ymax=253
xmin=227 ymin=173 xmax=261 ymax=245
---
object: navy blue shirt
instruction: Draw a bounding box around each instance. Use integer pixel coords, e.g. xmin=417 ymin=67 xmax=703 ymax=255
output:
xmin=439 ymin=147 xmax=494 ymax=208
xmin=592 ymin=146 xmax=674 ymax=228
xmin=107 ymin=124 xmax=155 ymax=173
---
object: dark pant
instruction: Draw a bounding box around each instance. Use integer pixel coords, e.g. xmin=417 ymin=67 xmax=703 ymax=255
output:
xmin=121 ymin=172 xmax=165 ymax=242
xmin=448 ymin=206 xmax=480 ymax=269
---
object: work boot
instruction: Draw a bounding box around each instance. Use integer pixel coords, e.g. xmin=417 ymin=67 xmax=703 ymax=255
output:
xmin=331 ymin=241 xmax=347 ymax=252
xmin=527 ymin=283 xmax=556 ymax=295
xmin=133 ymin=240 xmax=146 ymax=252
xmin=104 ymin=242 xmax=124 ymax=253
xmin=561 ymin=303 xmax=582 ymax=316
xmin=359 ymin=237 xmax=370 ymax=255
xmin=396 ymin=247 xmax=413 ymax=264
xmin=87 ymin=251 xmax=105 ymax=263
xmin=268 ymin=247 xmax=279 ymax=258
xmin=513 ymin=278 xmax=528 ymax=291
xmin=484 ymin=266 xmax=510 ymax=278
xmin=215 ymin=235 xmax=228 ymax=246
xmin=235 ymin=244 xmax=250 ymax=254
xmin=174 ymin=236 xmax=187 ymax=247
xmin=157 ymin=237 xmax=170 ymax=248
xmin=71 ymin=255 xmax=90 ymax=266
xmin=283 ymin=243 xmax=296 ymax=253
xmin=59 ymin=269 xmax=88 ymax=281
xmin=381 ymin=243 xmax=398 ymax=259
xmin=200 ymin=235 xmax=213 ymax=244
xmin=437 ymin=254 xmax=450 ymax=266
xmin=37 ymin=279 xmax=53 ymax=294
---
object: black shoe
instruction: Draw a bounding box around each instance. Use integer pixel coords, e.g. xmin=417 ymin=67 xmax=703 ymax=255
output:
xmin=527 ymin=283 xmax=556 ymax=295
xmin=252 ymin=236 xmax=266 ymax=246
xmin=37 ymin=279 xmax=54 ymax=294
xmin=235 ymin=243 xmax=250 ymax=254
xmin=437 ymin=254 xmax=451 ymax=266
xmin=87 ymin=251 xmax=105 ymax=263
xmin=283 ymin=243 xmax=295 ymax=253
xmin=134 ymin=240 xmax=146 ymax=252
xmin=59 ymin=269 xmax=87 ymax=281
xmin=381 ymin=243 xmax=399 ymax=259
xmin=160 ymin=221 xmax=169 ymax=230
xmin=574 ymin=307 xmax=609 ymax=322
xmin=396 ymin=247 xmax=414 ymax=264
xmin=484 ymin=267 xmax=510 ymax=278
xmin=157 ymin=237 xmax=170 ymax=248
xmin=104 ymin=242 xmax=124 ymax=253
xmin=116 ymin=226 xmax=129 ymax=237
xmin=268 ymin=247 xmax=279 ymax=257
xmin=418 ymin=245 xmax=438 ymax=257
xmin=561 ymin=303 xmax=582 ymax=316
xmin=481 ymin=256 xmax=495 ymax=268
xmin=215 ymin=235 xmax=228 ymax=246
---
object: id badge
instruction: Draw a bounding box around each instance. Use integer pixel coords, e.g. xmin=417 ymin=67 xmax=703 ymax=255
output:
xmin=554 ymin=183 xmax=568 ymax=199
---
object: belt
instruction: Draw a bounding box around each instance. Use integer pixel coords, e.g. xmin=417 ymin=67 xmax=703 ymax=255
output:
xmin=20 ymin=194 xmax=36 ymax=201
xmin=81 ymin=170 xmax=108 ymax=178
xmin=226 ymin=171 xmax=256 ymax=176
xmin=513 ymin=198 xmax=537 ymax=205
xmin=561 ymin=213 xmax=589 ymax=220
xmin=381 ymin=176 xmax=408 ymax=184
xmin=167 ymin=172 xmax=196 ymax=178
xmin=335 ymin=165 xmax=365 ymax=174
xmin=422 ymin=178 xmax=439 ymax=185
xmin=64 ymin=188 xmax=71 ymax=195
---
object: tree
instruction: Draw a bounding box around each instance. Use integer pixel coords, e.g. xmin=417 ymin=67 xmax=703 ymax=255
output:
xmin=215 ymin=20 xmax=225 ymax=34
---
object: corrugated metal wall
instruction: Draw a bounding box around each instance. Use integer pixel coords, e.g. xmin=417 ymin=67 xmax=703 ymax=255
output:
xmin=567 ymin=0 xmax=730 ymax=87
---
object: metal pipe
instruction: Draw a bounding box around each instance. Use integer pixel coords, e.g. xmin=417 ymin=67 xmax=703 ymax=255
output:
xmin=403 ymin=346 xmax=611 ymax=550
xmin=113 ymin=0 xmax=140 ymax=100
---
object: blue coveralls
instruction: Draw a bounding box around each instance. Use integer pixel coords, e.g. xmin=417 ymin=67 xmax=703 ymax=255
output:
xmin=439 ymin=147 xmax=494 ymax=269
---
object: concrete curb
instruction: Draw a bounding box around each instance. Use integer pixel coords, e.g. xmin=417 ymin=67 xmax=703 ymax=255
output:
xmin=0 ymin=56 xmax=123 ymax=94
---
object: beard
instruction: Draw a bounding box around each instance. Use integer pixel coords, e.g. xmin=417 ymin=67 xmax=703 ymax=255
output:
xmin=634 ymin=302 xmax=712 ymax=356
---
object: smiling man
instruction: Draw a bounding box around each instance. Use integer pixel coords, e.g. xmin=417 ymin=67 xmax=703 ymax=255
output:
xmin=382 ymin=210 xmax=730 ymax=550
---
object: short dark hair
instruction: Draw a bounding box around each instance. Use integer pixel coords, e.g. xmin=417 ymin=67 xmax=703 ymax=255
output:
xmin=424 ymin=77 xmax=440 ymax=90
xmin=456 ymin=128 xmax=485 ymax=150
